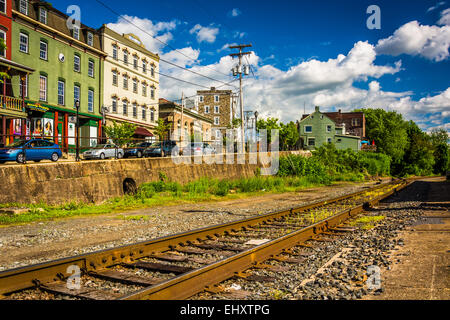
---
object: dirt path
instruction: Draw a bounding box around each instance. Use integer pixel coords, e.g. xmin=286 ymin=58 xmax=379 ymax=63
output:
xmin=364 ymin=177 xmax=450 ymax=300
xmin=0 ymin=180 xmax=384 ymax=271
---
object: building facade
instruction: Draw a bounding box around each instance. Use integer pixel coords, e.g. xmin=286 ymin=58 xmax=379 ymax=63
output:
xmin=0 ymin=0 xmax=35 ymax=146
xmin=99 ymin=25 xmax=160 ymax=143
xmin=299 ymin=106 xmax=361 ymax=151
xmin=196 ymin=87 xmax=233 ymax=141
xmin=10 ymin=0 xmax=106 ymax=150
xmin=301 ymin=109 xmax=366 ymax=138
xmin=159 ymin=98 xmax=212 ymax=143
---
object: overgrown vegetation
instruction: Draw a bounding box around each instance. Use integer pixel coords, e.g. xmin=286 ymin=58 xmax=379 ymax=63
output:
xmin=355 ymin=108 xmax=449 ymax=176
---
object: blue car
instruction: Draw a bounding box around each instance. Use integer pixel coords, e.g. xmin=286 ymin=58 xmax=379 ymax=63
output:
xmin=0 ymin=139 xmax=62 ymax=164
xmin=124 ymin=142 xmax=153 ymax=158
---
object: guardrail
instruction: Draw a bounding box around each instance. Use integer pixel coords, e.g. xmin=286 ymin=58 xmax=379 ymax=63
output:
xmin=0 ymin=96 xmax=24 ymax=112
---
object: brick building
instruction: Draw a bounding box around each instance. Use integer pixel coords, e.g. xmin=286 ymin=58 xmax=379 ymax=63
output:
xmin=196 ymin=87 xmax=234 ymax=141
xmin=159 ymin=98 xmax=212 ymax=142
xmin=301 ymin=109 xmax=365 ymax=138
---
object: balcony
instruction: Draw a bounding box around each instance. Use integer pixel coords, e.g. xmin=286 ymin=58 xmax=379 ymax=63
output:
xmin=0 ymin=96 xmax=24 ymax=113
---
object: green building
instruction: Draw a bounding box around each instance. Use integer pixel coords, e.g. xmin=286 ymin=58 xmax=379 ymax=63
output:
xmin=299 ymin=106 xmax=361 ymax=152
xmin=10 ymin=0 xmax=106 ymax=151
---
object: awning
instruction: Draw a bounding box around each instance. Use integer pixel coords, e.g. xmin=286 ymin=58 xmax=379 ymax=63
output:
xmin=134 ymin=127 xmax=153 ymax=137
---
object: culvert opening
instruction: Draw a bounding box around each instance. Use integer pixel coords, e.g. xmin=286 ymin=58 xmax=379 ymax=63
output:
xmin=123 ymin=178 xmax=137 ymax=195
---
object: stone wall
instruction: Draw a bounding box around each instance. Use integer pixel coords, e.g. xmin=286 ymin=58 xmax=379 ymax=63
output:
xmin=0 ymin=151 xmax=310 ymax=205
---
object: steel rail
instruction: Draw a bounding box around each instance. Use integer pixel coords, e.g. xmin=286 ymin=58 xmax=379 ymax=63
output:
xmin=0 ymin=179 xmax=404 ymax=297
xmin=120 ymin=179 xmax=412 ymax=300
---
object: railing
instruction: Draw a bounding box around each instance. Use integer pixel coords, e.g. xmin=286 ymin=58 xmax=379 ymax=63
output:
xmin=0 ymin=96 xmax=24 ymax=112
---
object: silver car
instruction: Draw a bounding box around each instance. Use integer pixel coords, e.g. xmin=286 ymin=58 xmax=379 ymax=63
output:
xmin=182 ymin=142 xmax=216 ymax=156
xmin=83 ymin=144 xmax=124 ymax=160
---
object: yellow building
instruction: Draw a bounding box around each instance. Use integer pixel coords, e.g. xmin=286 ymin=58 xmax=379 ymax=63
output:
xmin=99 ymin=25 xmax=160 ymax=142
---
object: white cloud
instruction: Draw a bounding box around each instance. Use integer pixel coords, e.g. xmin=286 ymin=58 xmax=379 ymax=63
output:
xmin=427 ymin=1 xmax=446 ymax=12
xmin=375 ymin=17 xmax=450 ymax=62
xmin=107 ymin=15 xmax=178 ymax=53
xmin=437 ymin=8 xmax=450 ymax=25
xmin=229 ymin=8 xmax=242 ymax=17
xmin=190 ymin=24 xmax=219 ymax=43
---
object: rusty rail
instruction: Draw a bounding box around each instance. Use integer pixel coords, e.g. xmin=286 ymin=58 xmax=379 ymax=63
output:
xmin=0 ymin=179 xmax=411 ymax=299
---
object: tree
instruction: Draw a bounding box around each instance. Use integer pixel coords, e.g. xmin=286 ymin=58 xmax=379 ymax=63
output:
xmin=104 ymin=121 xmax=136 ymax=147
xmin=430 ymin=129 xmax=449 ymax=175
xmin=280 ymin=121 xmax=299 ymax=151
xmin=402 ymin=121 xmax=435 ymax=176
xmin=355 ymin=108 xmax=408 ymax=175
xmin=154 ymin=118 xmax=170 ymax=141
xmin=256 ymin=118 xmax=281 ymax=144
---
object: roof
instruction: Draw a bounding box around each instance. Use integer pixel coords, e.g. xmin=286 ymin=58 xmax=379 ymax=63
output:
xmin=159 ymin=98 xmax=213 ymax=124
xmin=134 ymin=127 xmax=153 ymax=137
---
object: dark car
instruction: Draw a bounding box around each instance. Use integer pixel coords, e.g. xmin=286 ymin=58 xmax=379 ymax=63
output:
xmin=124 ymin=142 xmax=153 ymax=158
xmin=144 ymin=141 xmax=178 ymax=157
xmin=0 ymin=139 xmax=62 ymax=164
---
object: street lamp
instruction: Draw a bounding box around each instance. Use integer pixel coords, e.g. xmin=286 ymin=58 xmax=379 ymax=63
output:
xmin=75 ymin=100 xmax=80 ymax=162
xmin=254 ymin=111 xmax=259 ymax=152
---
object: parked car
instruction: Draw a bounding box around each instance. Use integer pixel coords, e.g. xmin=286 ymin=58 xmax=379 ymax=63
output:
xmin=144 ymin=141 xmax=178 ymax=157
xmin=182 ymin=142 xmax=216 ymax=156
xmin=83 ymin=144 xmax=124 ymax=160
xmin=0 ymin=139 xmax=62 ymax=164
xmin=124 ymin=142 xmax=154 ymax=158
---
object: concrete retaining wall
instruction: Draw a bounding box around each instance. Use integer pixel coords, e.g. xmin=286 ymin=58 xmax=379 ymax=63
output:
xmin=0 ymin=151 xmax=310 ymax=205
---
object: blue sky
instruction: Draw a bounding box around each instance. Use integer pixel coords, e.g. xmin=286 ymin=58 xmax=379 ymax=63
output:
xmin=53 ymin=0 xmax=449 ymax=133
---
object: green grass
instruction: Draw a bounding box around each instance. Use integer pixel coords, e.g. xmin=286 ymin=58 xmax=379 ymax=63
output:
xmin=349 ymin=215 xmax=385 ymax=230
xmin=0 ymin=176 xmax=333 ymax=226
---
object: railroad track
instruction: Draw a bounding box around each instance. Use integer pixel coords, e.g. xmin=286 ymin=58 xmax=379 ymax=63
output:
xmin=0 ymin=179 xmax=412 ymax=300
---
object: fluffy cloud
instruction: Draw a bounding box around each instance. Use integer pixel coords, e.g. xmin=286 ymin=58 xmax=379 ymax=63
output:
xmin=375 ymin=13 xmax=450 ymax=62
xmin=107 ymin=16 xmax=178 ymax=53
xmin=427 ymin=1 xmax=446 ymax=13
xmin=229 ymin=8 xmax=242 ymax=17
xmin=189 ymin=24 xmax=219 ymax=43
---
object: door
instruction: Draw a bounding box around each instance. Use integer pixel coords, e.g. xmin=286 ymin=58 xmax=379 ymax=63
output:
xmin=24 ymin=141 xmax=39 ymax=160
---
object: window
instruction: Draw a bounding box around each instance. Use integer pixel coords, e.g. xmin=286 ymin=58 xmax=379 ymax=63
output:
xmin=88 ymin=89 xmax=94 ymax=112
xmin=57 ymin=81 xmax=65 ymax=105
xmin=19 ymin=0 xmax=27 ymax=14
xmin=215 ymin=130 xmax=221 ymax=139
xmin=133 ymin=79 xmax=138 ymax=93
xmin=39 ymin=75 xmax=47 ymax=101
xmin=74 ymin=55 xmax=81 ymax=72
xmin=326 ymin=125 xmax=332 ymax=133
xmin=112 ymin=70 xmax=117 ymax=86
xmin=123 ymin=51 xmax=128 ymax=65
xmin=74 ymin=85 xmax=80 ymax=106
xmin=0 ymin=30 xmax=5 ymax=57
xmin=214 ymin=117 xmax=220 ymax=125
xmin=327 ymin=138 xmax=332 ymax=143
xmin=112 ymin=97 xmax=117 ymax=113
xmin=352 ymin=118 xmax=359 ymax=126
xmin=88 ymin=60 xmax=94 ymax=77
xmin=112 ymin=45 xmax=118 ymax=60
xmin=20 ymin=74 xmax=28 ymax=97
xmin=150 ymin=66 xmax=155 ymax=77
xmin=142 ymin=106 xmax=146 ymax=120
xmin=39 ymin=8 xmax=47 ymax=24
xmin=19 ymin=33 xmax=28 ymax=53
xmin=307 ymin=138 xmax=315 ymax=146
xmin=150 ymin=109 xmax=155 ymax=122
xmin=87 ymin=32 xmax=93 ymax=46
xmin=123 ymin=101 xmax=128 ymax=115
xmin=73 ymin=25 xmax=79 ymax=40
xmin=133 ymin=56 xmax=138 ymax=70
xmin=214 ymin=95 xmax=219 ymax=102
xmin=142 ymin=83 xmax=147 ymax=96
xmin=123 ymin=75 xmax=128 ymax=90
xmin=304 ymin=125 xmax=312 ymax=133
xmin=150 ymin=87 xmax=155 ymax=99
xmin=214 ymin=106 xmax=219 ymax=114
xmin=204 ymin=105 xmax=210 ymax=114
xmin=142 ymin=61 xmax=147 ymax=73
xmin=337 ymin=138 xmax=342 ymax=143
xmin=0 ymin=0 xmax=5 ymax=14
xmin=199 ymin=96 xmax=204 ymax=102
xmin=132 ymin=103 xmax=137 ymax=118
xmin=39 ymin=41 xmax=47 ymax=60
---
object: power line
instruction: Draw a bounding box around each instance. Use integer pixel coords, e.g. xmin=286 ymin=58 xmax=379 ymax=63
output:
xmin=94 ymin=0 xmax=232 ymax=80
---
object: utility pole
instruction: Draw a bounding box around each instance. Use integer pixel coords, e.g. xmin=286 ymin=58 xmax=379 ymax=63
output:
xmin=180 ymin=92 xmax=184 ymax=144
xmin=230 ymin=44 xmax=252 ymax=153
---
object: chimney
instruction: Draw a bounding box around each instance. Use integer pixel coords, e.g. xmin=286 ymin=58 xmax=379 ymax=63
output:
xmin=210 ymin=87 xmax=216 ymax=91
xmin=338 ymin=109 xmax=341 ymax=114
xmin=315 ymin=106 xmax=320 ymax=112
